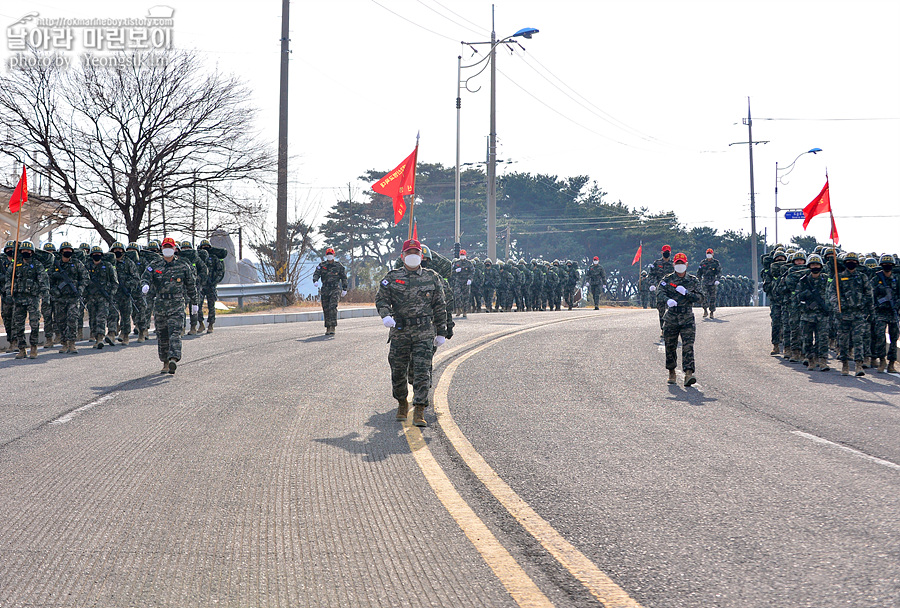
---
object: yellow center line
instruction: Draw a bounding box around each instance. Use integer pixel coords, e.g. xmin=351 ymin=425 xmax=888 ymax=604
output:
xmin=431 ymin=315 xmax=646 ymax=608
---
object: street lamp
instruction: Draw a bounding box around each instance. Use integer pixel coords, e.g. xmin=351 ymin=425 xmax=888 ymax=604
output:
xmin=774 ymin=147 xmax=822 ymax=244
xmin=454 ymin=7 xmax=538 ymax=260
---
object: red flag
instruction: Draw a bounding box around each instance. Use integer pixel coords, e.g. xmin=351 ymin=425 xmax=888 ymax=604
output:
xmin=412 ymin=220 xmax=418 ymax=240
xmin=802 ymin=179 xmax=830 ymax=230
xmin=372 ymin=145 xmax=418 ymax=224
xmin=829 ymin=214 xmax=840 ymax=245
xmin=8 ymin=165 xmax=27 ymax=213
xmin=631 ymin=244 xmax=642 ymax=266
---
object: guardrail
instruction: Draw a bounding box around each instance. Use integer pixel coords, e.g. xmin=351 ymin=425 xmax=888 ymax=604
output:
xmin=216 ymin=282 xmax=294 ymax=308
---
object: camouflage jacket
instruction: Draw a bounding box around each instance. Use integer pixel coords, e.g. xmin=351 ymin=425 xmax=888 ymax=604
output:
xmin=565 ymin=264 xmax=580 ymax=287
xmin=497 ymin=264 xmax=515 ymax=290
xmin=829 ymin=269 xmax=873 ymax=316
xmin=518 ymin=263 xmax=531 ymax=289
xmin=795 ymin=273 xmax=831 ymax=319
xmin=530 ymin=265 xmax=544 ymax=290
xmin=777 ymin=265 xmax=808 ymax=305
xmin=482 ymin=264 xmax=500 ymax=288
xmin=375 ymin=266 xmax=447 ymax=339
xmin=141 ymin=257 xmax=198 ymax=314
xmin=585 ymin=264 xmax=607 ymax=287
xmin=5 ymin=257 xmax=50 ymax=299
xmin=114 ymin=255 xmax=141 ymax=297
xmin=472 ymin=261 xmax=484 ymax=287
xmin=871 ymin=270 xmax=900 ymax=318
xmin=202 ymin=250 xmax=226 ymax=287
xmin=648 ymin=257 xmax=674 ymax=285
xmin=545 ymin=266 xmax=560 ymax=288
xmin=49 ymin=258 xmax=88 ymax=300
xmin=697 ymin=258 xmax=722 ymax=286
xmin=85 ymin=259 xmax=119 ymax=300
xmin=178 ymin=250 xmax=208 ymax=290
xmin=313 ymin=260 xmax=348 ymax=291
xmin=0 ymin=254 xmax=13 ymax=293
xmin=659 ymin=272 xmax=702 ymax=322
xmin=450 ymin=258 xmax=474 ymax=284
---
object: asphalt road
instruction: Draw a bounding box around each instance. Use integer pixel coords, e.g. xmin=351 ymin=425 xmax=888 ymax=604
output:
xmin=0 ymin=307 xmax=897 ymax=607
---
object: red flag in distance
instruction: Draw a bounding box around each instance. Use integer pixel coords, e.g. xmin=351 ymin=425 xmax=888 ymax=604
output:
xmin=631 ymin=244 xmax=642 ymax=266
xmin=372 ymin=145 xmax=418 ymax=224
xmin=8 ymin=165 xmax=27 ymax=213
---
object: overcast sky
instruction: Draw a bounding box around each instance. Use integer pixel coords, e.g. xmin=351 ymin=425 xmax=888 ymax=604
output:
xmin=2 ymin=0 xmax=899 ymax=256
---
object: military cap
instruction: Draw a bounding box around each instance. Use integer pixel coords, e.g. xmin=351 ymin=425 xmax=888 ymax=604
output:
xmin=4 ymin=240 xmax=15 ymax=252
xmin=865 ymin=257 xmax=878 ymax=269
xmin=806 ymin=254 xmax=824 ymax=267
xmin=89 ymin=245 xmax=104 ymax=254
xmin=180 ymin=240 xmax=193 ymax=249
xmin=843 ymin=251 xmax=858 ymax=263
xmin=199 ymin=239 xmax=212 ymax=249
xmin=59 ymin=241 xmax=74 ymax=251
xmin=879 ymin=254 xmax=895 ymax=267
xmin=79 ymin=243 xmax=91 ymax=251
xmin=19 ymin=240 xmax=35 ymax=251
xmin=147 ymin=239 xmax=161 ymax=251
xmin=127 ymin=242 xmax=141 ymax=251
xmin=110 ymin=241 xmax=125 ymax=251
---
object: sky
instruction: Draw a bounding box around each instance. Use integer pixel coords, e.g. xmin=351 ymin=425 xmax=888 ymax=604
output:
xmin=2 ymin=0 xmax=899 ymax=257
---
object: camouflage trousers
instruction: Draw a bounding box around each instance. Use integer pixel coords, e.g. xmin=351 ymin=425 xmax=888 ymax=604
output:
xmin=664 ymin=313 xmax=696 ymax=372
xmin=471 ymin=284 xmax=482 ymax=312
xmin=800 ymin=313 xmax=830 ymax=358
xmin=156 ymin=310 xmax=185 ymax=362
xmin=85 ymin=294 xmax=110 ymax=337
xmin=2 ymin=294 xmax=14 ymax=340
xmin=788 ymin=306 xmax=803 ymax=351
xmin=320 ymin=288 xmax=340 ymax=327
xmin=780 ymin=305 xmax=793 ymax=350
xmin=53 ymin=298 xmax=82 ymax=343
xmin=640 ymin=293 xmax=650 ymax=309
xmin=185 ymin=295 xmax=198 ymax=329
xmin=530 ymin=287 xmax=542 ymax=310
xmin=564 ymin=284 xmax=577 ymax=308
xmin=452 ymin=282 xmax=470 ymax=314
xmin=589 ymin=285 xmax=603 ymax=307
xmin=554 ymin=286 xmax=564 ymax=309
xmin=837 ymin=312 xmax=867 ymax=362
xmin=11 ymin=294 xmax=41 ymax=347
xmin=388 ymin=331 xmax=435 ymax=406
xmin=142 ymin=293 xmax=156 ymax=332
xmin=515 ymin=285 xmax=526 ymax=311
xmin=702 ymin=284 xmax=718 ymax=311
xmin=110 ymin=294 xmax=141 ymax=336
xmin=863 ymin=315 xmax=874 ymax=359
xmin=482 ymin=286 xmax=496 ymax=311
xmin=769 ymin=303 xmax=783 ymax=346
xmin=497 ymin=288 xmax=512 ymax=310
xmin=872 ymin=313 xmax=899 ymax=361
xmin=202 ymin=288 xmax=217 ymax=324
xmin=41 ymin=296 xmax=55 ymax=337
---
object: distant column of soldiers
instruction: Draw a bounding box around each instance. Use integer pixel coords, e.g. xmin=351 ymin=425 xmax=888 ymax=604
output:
xmin=1 ymin=237 xmax=226 ymax=361
xmin=761 ymin=244 xmax=899 ymax=376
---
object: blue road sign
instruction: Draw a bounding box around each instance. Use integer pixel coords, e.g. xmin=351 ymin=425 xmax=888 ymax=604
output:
xmin=784 ymin=210 xmax=805 ymax=220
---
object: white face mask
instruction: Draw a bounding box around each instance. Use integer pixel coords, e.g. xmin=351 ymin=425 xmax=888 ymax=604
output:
xmin=593 ymin=260 xmax=599 ymax=265
xmin=460 ymin=255 xmax=466 ymax=260
xmin=404 ymin=254 xmax=422 ymax=268
xmin=325 ymin=255 xmax=334 ymax=261
xmin=706 ymin=253 xmax=713 ymax=259
xmin=162 ymin=247 xmax=175 ymax=259
xmin=674 ymin=264 xmax=687 ymax=273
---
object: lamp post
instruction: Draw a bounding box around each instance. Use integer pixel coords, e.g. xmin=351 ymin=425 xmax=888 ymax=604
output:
xmin=774 ymin=147 xmax=822 ymax=244
xmin=455 ymin=7 xmax=537 ymax=261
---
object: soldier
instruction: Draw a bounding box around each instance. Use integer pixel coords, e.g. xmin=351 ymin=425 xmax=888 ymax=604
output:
xmin=5 ymin=240 xmax=50 ymax=359
xmin=450 ymin=249 xmax=474 ymax=317
xmin=778 ymin=251 xmax=808 ymax=362
xmin=529 ymin=259 xmax=543 ymax=311
xmin=545 ymin=260 xmax=561 ymax=310
xmin=179 ymin=241 xmax=207 ymax=335
xmin=48 ymin=242 xmax=88 ymax=354
xmin=312 ymin=247 xmax=349 ymax=335
xmin=40 ymin=242 xmax=58 ymax=348
xmin=141 ymin=239 xmax=162 ymax=338
xmin=127 ymin=243 xmax=150 ymax=342
xmin=829 ymin=252 xmax=874 ymax=376
xmin=85 ymin=245 xmax=118 ymax=349
xmin=795 ymin=254 xmax=831 ymax=371
xmin=871 ymin=254 xmax=900 ymax=373
xmin=1 ymin=240 xmax=16 ymax=352
xmin=564 ymin=260 xmax=580 ymax=310
xmin=648 ymin=245 xmax=675 ymax=338
xmin=766 ymin=250 xmax=788 ymax=354
xmin=660 ymin=252 xmax=702 ymax=386
xmin=199 ymin=238 xmax=225 ymax=333
xmin=696 ymin=248 xmax=722 ymax=318
xmin=584 ymin=256 xmax=607 ymax=310
xmin=376 ymin=239 xmax=448 ymax=428
xmin=482 ymin=259 xmax=498 ymax=313
xmin=516 ymin=258 xmax=531 ymax=311
xmin=108 ymin=241 xmax=141 ymax=345
xmin=470 ymin=257 xmax=484 ymax=313
xmin=141 ymin=237 xmax=198 ymax=374
xmin=638 ymin=270 xmax=650 ymax=308
xmin=496 ymin=261 xmax=513 ymax=312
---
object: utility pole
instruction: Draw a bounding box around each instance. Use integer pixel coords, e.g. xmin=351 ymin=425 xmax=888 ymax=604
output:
xmin=487 ymin=5 xmax=497 ymax=262
xmin=505 ymin=222 xmax=510 ymax=259
xmin=729 ymin=97 xmax=768 ymax=306
xmin=348 ymin=183 xmax=355 ymax=291
xmin=276 ymin=0 xmax=290 ymax=281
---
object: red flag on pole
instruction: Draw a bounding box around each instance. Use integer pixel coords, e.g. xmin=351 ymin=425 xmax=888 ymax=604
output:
xmin=631 ymin=243 xmax=642 ymax=266
xmin=802 ymin=179 xmax=830 ymax=230
xmin=8 ymin=165 xmax=27 ymax=213
xmin=372 ymin=145 xmax=418 ymax=224
xmin=829 ymin=214 xmax=839 ymax=245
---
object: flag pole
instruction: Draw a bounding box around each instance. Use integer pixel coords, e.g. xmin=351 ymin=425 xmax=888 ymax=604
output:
xmin=826 ymin=169 xmax=841 ymax=314
xmin=408 ymin=132 xmax=420 ymax=241
xmin=8 ymin=205 xmax=22 ymax=296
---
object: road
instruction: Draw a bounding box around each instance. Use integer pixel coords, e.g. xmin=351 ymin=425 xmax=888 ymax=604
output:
xmin=0 ymin=307 xmax=897 ymax=607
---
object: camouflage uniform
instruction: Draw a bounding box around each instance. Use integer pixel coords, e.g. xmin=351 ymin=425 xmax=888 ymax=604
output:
xmin=516 ymin=260 xmax=531 ymax=311
xmin=638 ymin=271 xmax=650 ymax=308
xmin=48 ymin=252 xmax=88 ymax=345
xmin=5 ymin=249 xmax=50 ymax=350
xmin=482 ymin=261 xmax=499 ymax=312
xmin=178 ymin=246 xmax=207 ymax=332
xmin=200 ymin=245 xmax=226 ymax=326
xmin=829 ymin=267 xmax=874 ymax=364
xmin=648 ymin=256 xmax=675 ymax=333
xmin=545 ymin=262 xmax=561 ymax=310
xmin=139 ymin=245 xmax=161 ymax=334
xmin=696 ymin=257 xmax=722 ymax=314
xmin=40 ymin=245 xmax=57 ymax=344
xmin=871 ymin=269 xmax=900 ymax=363
xmin=109 ymin=250 xmax=141 ymax=340
xmin=450 ymin=257 xmax=474 ymax=315
xmin=375 ymin=265 xmax=447 ymax=408
xmin=84 ymin=253 xmax=118 ymax=343
xmin=564 ymin=261 xmax=580 ymax=309
xmin=141 ymin=255 xmax=198 ymax=364
xmin=796 ymin=271 xmax=831 ymax=362
xmin=529 ymin=261 xmax=544 ymax=310
xmin=778 ymin=259 xmax=809 ymax=358
xmin=497 ymin=262 xmax=514 ymax=311
xmin=312 ymin=259 xmax=349 ymax=331
xmin=471 ymin=258 xmax=484 ymax=312
xmin=765 ymin=256 xmax=788 ymax=349
xmin=1 ymin=244 xmax=15 ymax=348
xmin=127 ymin=245 xmax=150 ymax=337
xmin=584 ymin=261 xmax=607 ymax=309
xmin=660 ymin=271 xmax=702 ymax=373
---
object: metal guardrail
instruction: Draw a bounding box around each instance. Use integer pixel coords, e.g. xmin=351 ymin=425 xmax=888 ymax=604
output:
xmin=216 ymin=282 xmax=293 ymax=308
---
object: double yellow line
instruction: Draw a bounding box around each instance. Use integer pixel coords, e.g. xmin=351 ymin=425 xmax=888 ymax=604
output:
xmin=403 ymin=317 xmax=644 ymax=608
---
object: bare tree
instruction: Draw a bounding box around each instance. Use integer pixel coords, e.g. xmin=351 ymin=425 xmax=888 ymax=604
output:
xmin=0 ymin=48 xmax=273 ymax=244
xmin=249 ymin=205 xmax=316 ymax=304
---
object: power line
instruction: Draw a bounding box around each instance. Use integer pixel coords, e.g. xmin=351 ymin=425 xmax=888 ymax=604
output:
xmin=368 ymin=0 xmax=459 ymax=42
xmin=427 ymin=0 xmax=489 ymax=35
xmin=415 ymin=0 xmax=485 ymax=38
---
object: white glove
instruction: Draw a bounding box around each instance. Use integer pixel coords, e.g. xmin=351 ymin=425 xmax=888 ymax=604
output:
xmin=667 ymin=299 xmax=677 ymax=307
xmin=191 ymin=305 xmax=199 ymax=314
xmin=313 ymin=280 xmax=321 ymax=289
xmin=433 ymin=336 xmax=446 ymax=347
xmin=714 ymin=280 xmax=720 ymax=286
xmin=141 ymin=284 xmax=149 ymax=294
xmin=341 ymin=290 xmax=347 ymax=297
xmin=455 ymin=267 xmax=461 ymax=272
xmin=382 ymin=316 xmax=396 ymax=328
xmin=584 ymin=282 xmax=590 ymax=287
xmin=649 ymin=285 xmax=656 ymax=292
xmin=466 ymin=279 xmax=472 ymax=285
xmin=675 ymin=285 xmax=687 ymax=295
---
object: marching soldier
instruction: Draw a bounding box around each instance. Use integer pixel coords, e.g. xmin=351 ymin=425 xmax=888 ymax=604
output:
xmin=376 ymin=239 xmax=448 ymax=428
xmin=450 ymin=250 xmax=474 ymax=317
xmin=5 ymin=240 xmax=50 ymax=359
xmin=697 ymin=248 xmax=721 ymax=318
xmin=109 ymin=241 xmax=141 ymax=345
xmin=48 ymin=242 xmax=88 ymax=354
xmin=795 ymin=254 xmax=831 ymax=371
xmin=141 ymin=237 xmax=198 ymax=374
xmin=648 ymin=245 xmax=675 ymax=338
xmin=199 ymin=239 xmax=225 ymax=333
xmin=1 ymin=240 xmax=16 ymax=352
xmin=482 ymin=259 xmax=499 ymax=313
xmin=661 ymin=252 xmax=702 ymax=386
xmin=40 ymin=242 xmax=58 ymax=348
xmin=871 ymin=254 xmax=900 ymax=373
xmin=584 ymin=256 xmax=607 ymax=310
xmin=312 ymin=247 xmax=349 ymax=336
xmin=127 ymin=243 xmax=150 ymax=342
xmin=638 ymin=270 xmax=650 ymax=308
xmin=830 ymin=252 xmax=874 ymax=376
xmin=85 ymin=245 xmax=118 ymax=349
xmin=179 ymin=241 xmax=207 ymax=335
